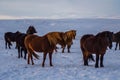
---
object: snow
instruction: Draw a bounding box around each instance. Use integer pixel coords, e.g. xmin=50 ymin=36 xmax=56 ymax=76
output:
xmin=0 ymin=18 xmax=120 ymax=80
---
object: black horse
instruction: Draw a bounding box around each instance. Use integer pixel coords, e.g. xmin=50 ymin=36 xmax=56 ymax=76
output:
xmin=16 ymin=26 xmax=37 ymax=59
xmin=26 ymin=25 xmax=37 ymax=34
xmin=4 ymin=31 xmax=20 ymax=49
xmin=113 ymin=31 xmax=120 ymax=50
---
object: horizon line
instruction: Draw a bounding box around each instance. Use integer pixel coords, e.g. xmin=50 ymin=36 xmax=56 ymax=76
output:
xmin=0 ymin=15 xmax=120 ymax=20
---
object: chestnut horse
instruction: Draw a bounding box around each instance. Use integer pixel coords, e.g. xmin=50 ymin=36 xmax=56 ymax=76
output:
xmin=62 ymin=30 xmax=76 ymax=53
xmin=52 ymin=30 xmax=76 ymax=53
xmin=80 ymin=31 xmax=113 ymax=68
xmin=24 ymin=34 xmax=57 ymax=67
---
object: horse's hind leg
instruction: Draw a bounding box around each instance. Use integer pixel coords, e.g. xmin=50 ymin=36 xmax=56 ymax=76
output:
xmin=42 ymin=52 xmax=47 ymax=67
xmin=95 ymin=54 xmax=99 ymax=68
xmin=24 ymin=49 xmax=27 ymax=60
xmin=5 ymin=41 xmax=7 ymax=49
xmin=49 ymin=52 xmax=53 ymax=66
xmin=115 ymin=42 xmax=118 ymax=50
xmin=83 ymin=51 xmax=89 ymax=66
xmin=62 ymin=45 xmax=66 ymax=53
xmin=17 ymin=46 xmax=21 ymax=58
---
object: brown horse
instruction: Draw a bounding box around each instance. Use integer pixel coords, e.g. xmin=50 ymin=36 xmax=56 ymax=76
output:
xmin=113 ymin=31 xmax=120 ymax=50
xmin=24 ymin=34 xmax=57 ymax=67
xmin=80 ymin=31 xmax=113 ymax=68
xmin=53 ymin=30 xmax=76 ymax=53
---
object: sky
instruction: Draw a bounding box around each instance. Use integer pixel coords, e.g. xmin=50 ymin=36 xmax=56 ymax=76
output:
xmin=0 ymin=0 xmax=120 ymax=19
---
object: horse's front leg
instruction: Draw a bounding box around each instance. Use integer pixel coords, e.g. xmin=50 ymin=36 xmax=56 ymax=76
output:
xmin=95 ymin=54 xmax=99 ymax=68
xmin=42 ymin=52 xmax=47 ymax=67
xmin=67 ymin=45 xmax=71 ymax=53
xmin=100 ymin=54 xmax=104 ymax=67
xmin=119 ymin=42 xmax=120 ymax=50
xmin=49 ymin=52 xmax=53 ymax=66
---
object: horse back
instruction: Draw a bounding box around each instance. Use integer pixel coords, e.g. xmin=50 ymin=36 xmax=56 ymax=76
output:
xmin=29 ymin=35 xmax=54 ymax=52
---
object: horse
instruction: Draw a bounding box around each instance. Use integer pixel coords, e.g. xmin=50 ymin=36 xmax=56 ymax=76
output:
xmin=80 ymin=31 xmax=113 ymax=68
xmin=24 ymin=34 xmax=57 ymax=67
xmin=16 ymin=26 xmax=37 ymax=59
xmin=62 ymin=30 xmax=76 ymax=53
xmin=80 ymin=34 xmax=95 ymax=62
xmin=26 ymin=25 xmax=37 ymax=34
xmin=15 ymin=33 xmax=27 ymax=59
xmin=113 ymin=31 xmax=120 ymax=50
xmin=4 ymin=31 xmax=20 ymax=49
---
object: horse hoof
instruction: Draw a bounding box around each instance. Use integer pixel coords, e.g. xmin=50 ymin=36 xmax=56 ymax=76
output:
xmin=50 ymin=64 xmax=53 ymax=66
xmin=95 ymin=64 xmax=99 ymax=68
xmin=95 ymin=66 xmax=99 ymax=68
xmin=42 ymin=64 xmax=45 ymax=67
xmin=100 ymin=65 xmax=104 ymax=67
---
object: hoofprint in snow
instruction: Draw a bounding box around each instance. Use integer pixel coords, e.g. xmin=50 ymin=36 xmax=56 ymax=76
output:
xmin=0 ymin=19 xmax=120 ymax=80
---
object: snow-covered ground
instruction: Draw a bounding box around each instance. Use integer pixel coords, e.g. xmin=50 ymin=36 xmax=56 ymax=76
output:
xmin=0 ymin=18 xmax=120 ymax=80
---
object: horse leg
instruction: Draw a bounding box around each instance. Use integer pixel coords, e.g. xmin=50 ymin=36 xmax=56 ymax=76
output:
xmin=5 ymin=41 xmax=7 ymax=49
xmin=42 ymin=52 xmax=47 ymax=67
xmin=119 ymin=42 xmax=120 ymax=50
xmin=24 ymin=49 xmax=27 ymax=60
xmin=20 ymin=48 xmax=23 ymax=58
xmin=62 ymin=45 xmax=66 ymax=53
xmin=83 ymin=51 xmax=89 ymax=66
xmin=27 ymin=52 xmax=30 ymax=64
xmin=95 ymin=54 xmax=99 ymax=68
xmin=18 ymin=46 xmax=20 ymax=58
xmin=8 ymin=41 xmax=12 ymax=49
xmin=115 ymin=42 xmax=118 ymax=50
xmin=31 ymin=54 xmax=34 ymax=65
xmin=49 ymin=52 xmax=53 ymax=66
xmin=100 ymin=54 xmax=104 ymax=67
xmin=67 ymin=44 xmax=71 ymax=53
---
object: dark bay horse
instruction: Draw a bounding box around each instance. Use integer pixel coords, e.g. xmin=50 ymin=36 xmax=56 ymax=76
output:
xmin=113 ymin=31 xmax=120 ymax=50
xmin=80 ymin=31 xmax=113 ymax=68
xmin=24 ymin=34 xmax=57 ymax=67
xmin=26 ymin=25 xmax=37 ymax=34
xmin=16 ymin=25 xmax=37 ymax=59
xmin=80 ymin=34 xmax=95 ymax=62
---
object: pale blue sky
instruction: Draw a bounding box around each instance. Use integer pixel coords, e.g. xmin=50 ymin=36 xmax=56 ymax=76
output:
xmin=0 ymin=0 xmax=120 ymax=19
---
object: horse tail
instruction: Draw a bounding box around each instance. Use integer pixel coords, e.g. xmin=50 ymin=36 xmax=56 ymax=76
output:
xmin=32 ymin=51 xmax=39 ymax=59
xmin=28 ymin=44 xmax=39 ymax=59
xmin=88 ymin=54 xmax=95 ymax=62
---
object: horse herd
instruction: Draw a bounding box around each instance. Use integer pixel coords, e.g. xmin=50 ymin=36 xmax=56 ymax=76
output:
xmin=4 ymin=26 xmax=120 ymax=68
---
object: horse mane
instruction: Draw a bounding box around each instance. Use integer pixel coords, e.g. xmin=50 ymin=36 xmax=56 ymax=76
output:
xmin=63 ymin=30 xmax=76 ymax=42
